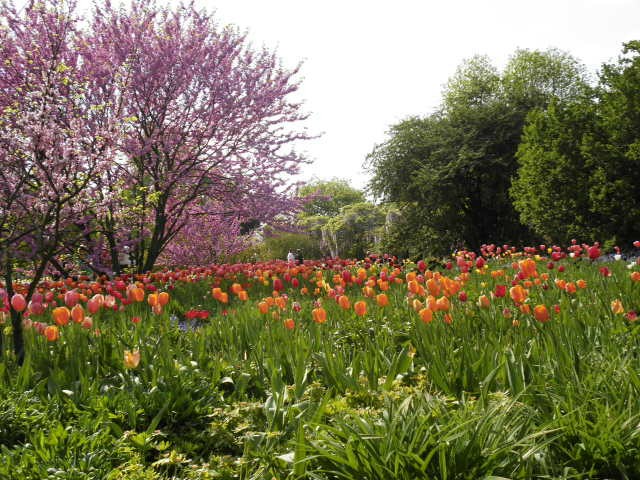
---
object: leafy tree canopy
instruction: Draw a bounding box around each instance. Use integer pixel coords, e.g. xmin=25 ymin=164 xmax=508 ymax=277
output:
xmin=367 ymin=48 xmax=590 ymax=256
xmin=512 ymin=41 xmax=640 ymax=247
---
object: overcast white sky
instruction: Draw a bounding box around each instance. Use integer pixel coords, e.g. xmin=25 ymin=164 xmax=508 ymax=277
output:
xmin=193 ymin=0 xmax=638 ymax=190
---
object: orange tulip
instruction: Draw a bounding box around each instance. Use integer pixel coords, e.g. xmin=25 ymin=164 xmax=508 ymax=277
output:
xmin=71 ymin=304 xmax=85 ymax=324
xmin=338 ymin=295 xmax=351 ymax=310
xmin=533 ymin=304 xmax=550 ymax=322
xmin=376 ymin=293 xmax=389 ymax=307
xmin=576 ymin=279 xmax=587 ymax=289
xmin=354 ymin=300 xmax=367 ymax=317
xmin=631 ymin=271 xmax=640 ymax=282
xmin=418 ymin=308 xmax=433 ymax=324
xmin=519 ymin=304 xmax=531 ymax=314
xmin=509 ymin=285 xmax=527 ymax=304
xmin=426 ymin=295 xmax=437 ymax=311
xmin=519 ymin=258 xmax=538 ymax=278
xmin=129 ymin=286 xmax=145 ymax=302
xmin=312 ymin=307 xmax=327 ymax=324
xmin=412 ymin=298 xmax=423 ymax=311
xmin=426 ymin=278 xmax=441 ymax=297
xmin=258 ymin=301 xmax=269 ymax=314
xmin=44 ymin=325 xmax=60 ymax=342
xmin=435 ymin=296 xmax=450 ymax=312
xmin=357 ymin=268 xmax=367 ymax=280
xmin=491 ymin=269 xmax=505 ymax=279
xmin=275 ymin=297 xmax=287 ymax=310
xmin=147 ymin=293 xmax=159 ymax=307
xmin=441 ymin=277 xmax=460 ymax=296
xmin=238 ymin=290 xmax=249 ymax=301
xmin=52 ymin=306 xmax=71 ymax=326
xmin=283 ymin=318 xmax=295 ymax=330
xmin=477 ymin=295 xmax=490 ymax=309
xmin=158 ymin=292 xmax=170 ymax=306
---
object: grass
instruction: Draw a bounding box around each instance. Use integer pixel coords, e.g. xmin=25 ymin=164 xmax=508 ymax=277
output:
xmin=0 ymin=252 xmax=639 ymax=478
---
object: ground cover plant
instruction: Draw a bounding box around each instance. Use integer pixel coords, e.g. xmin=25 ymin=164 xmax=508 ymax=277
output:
xmin=0 ymin=242 xmax=640 ymax=479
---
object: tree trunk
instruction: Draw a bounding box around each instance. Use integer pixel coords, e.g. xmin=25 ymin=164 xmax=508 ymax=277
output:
xmin=11 ymin=309 xmax=24 ymax=366
xmin=141 ymin=209 xmax=168 ymax=272
xmin=4 ymin=262 xmax=24 ymax=366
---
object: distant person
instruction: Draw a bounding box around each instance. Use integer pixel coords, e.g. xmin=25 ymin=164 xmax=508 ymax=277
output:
xmin=295 ymin=249 xmax=304 ymax=265
xmin=287 ymin=250 xmax=295 ymax=264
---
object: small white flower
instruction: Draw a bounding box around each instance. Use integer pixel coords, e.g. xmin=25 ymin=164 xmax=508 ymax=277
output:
xmin=614 ymin=254 xmax=622 ymax=261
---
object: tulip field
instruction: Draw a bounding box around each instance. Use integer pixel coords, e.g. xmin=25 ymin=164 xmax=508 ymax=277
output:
xmin=1 ymin=244 xmax=640 ymax=479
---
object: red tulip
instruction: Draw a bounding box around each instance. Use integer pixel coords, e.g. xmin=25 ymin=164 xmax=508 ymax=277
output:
xmin=29 ymin=301 xmax=45 ymax=315
xmin=11 ymin=293 xmax=26 ymax=312
xmin=64 ymin=290 xmax=79 ymax=307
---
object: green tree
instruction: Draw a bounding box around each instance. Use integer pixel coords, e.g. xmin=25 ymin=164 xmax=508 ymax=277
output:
xmin=298 ymin=178 xmax=365 ymax=217
xmin=367 ymin=49 xmax=588 ymax=256
xmin=323 ymin=202 xmax=386 ymax=259
xmin=511 ymin=99 xmax=602 ymax=243
xmin=251 ymin=179 xmax=376 ymax=260
xmin=502 ymin=48 xmax=588 ymax=109
xmin=297 ymin=179 xmax=369 ymax=257
xmin=512 ymin=41 xmax=640 ymax=246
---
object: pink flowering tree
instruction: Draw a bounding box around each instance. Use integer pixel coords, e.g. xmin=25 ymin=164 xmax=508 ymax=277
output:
xmin=0 ymin=0 xmax=118 ymax=362
xmin=85 ymin=0 xmax=310 ymax=273
xmin=158 ymin=202 xmax=249 ymax=267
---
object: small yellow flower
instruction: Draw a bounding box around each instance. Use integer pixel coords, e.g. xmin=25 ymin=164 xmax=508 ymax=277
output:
xmin=611 ymin=299 xmax=625 ymax=315
xmin=124 ymin=350 xmax=141 ymax=369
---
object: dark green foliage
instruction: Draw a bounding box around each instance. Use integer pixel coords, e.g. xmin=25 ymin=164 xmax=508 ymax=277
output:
xmin=513 ymin=41 xmax=640 ymax=246
xmin=367 ymin=48 xmax=590 ymax=256
xmin=260 ymin=231 xmax=324 ymax=261
xmin=264 ymin=179 xmax=385 ymax=260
